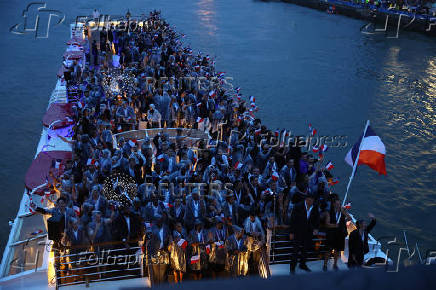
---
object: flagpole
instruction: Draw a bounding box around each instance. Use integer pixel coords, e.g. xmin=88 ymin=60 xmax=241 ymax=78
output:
xmin=341 ymin=120 xmax=370 ymax=207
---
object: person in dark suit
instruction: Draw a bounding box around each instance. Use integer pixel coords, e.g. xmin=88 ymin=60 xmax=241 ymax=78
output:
xmin=225 ymin=225 xmax=248 ymax=277
xmin=348 ymin=213 xmax=376 ymax=268
xmin=125 ymin=157 xmax=144 ymax=184
xmin=279 ymin=159 xmax=297 ymax=189
xmin=222 ymin=193 xmax=238 ymax=226
xmin=208 ymin=217 xmax=228 ymax=279
xmin=111 ymin=207 xmax=143 ymax=244
xmin=148 ymin=218 xmax=172 ymax=284
xmin=169 ymin=198 xmax=185 ymax=224
xmin=289 ymin=193 xmax=320 ymax=273
xmin=144 ymin=196 xmax=165 ymax=222
xmin=66 ymin=218 xmax=88 ymax=247
xmin=183 ymin=190 xmax=206 ymax=231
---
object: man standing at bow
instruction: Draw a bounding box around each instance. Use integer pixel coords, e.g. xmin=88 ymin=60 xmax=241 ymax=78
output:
xmin=288 ymin=193 xmax=319 ymax=273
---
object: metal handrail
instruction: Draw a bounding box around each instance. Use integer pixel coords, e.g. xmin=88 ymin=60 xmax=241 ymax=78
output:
xmin=54 ymin=239 xmax=144 ymax=288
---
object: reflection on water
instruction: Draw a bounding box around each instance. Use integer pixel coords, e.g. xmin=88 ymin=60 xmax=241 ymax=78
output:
xmin=196 ymin=0 xmax=217 ymax=36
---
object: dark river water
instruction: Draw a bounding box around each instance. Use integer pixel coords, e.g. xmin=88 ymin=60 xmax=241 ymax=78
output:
xmin=0 ymin=0 xmax=435 ymax=257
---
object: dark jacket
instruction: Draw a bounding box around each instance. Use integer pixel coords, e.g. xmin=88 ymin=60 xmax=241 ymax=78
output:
xmin=149 ymin=225 xmax=172 ymax=255
xmin=184 ymin=198 xmax=206 ymax=228
xmin=111 ymin=213 xmax=143 ymax=242
xmin=66 ymin=227 xmax=88 ymax=247
xmin=289 ymin=200 xmax=320 ymax=246
xmin=348 ymin=218 xmax=376 ymax=267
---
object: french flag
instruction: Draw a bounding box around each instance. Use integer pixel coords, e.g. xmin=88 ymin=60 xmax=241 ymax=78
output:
xmin=312 ymin=146 xmax=319 ymax=153
xmin=209 ymin=90 xmax=216 ymax=98
xmin=31 ymin=229 xmax=44 ymax=236
xmin=215 ymin=241 xmax=225 ymax=249
xmin=190 ymin=255 xmax=200 ymax=264
xmin=320 ymin=144 xmax=328 ymax=152
xmin=73 ymin=205 xmax=81 ymax=216
xmin=325 ymin=161 xmax=334 ymax=171
xmin=197 ymin=117 xmax=204 ymax=123
xmin=249 ymin=96 xmax=255 ymax=103
xmin=87 ymin=159 xmax=98 ymax=166
xmin=234 ymin=161 xmax=243 ymax=170
xmin=271 ymin=171 xmax=279 ymax=181
xmin=345 ymin=125 xmax=386 ymax=175
xmin=274 ymin=130 xmax=279 ymax=137
xmin=177 ymin=238 xmax=188 ymax=250
xmin=263 ymin=188 xmax=273 ymax=195
xmin=344 ymin=202 xmax=352 ymax=210
xmin=157 ymin=154 xmax=165 ymax=162
xmin=309 ymin=123 xmax=317 ymax=136
xmin=128 ymin=139 xmax=137 ymax=147
xmin=206 ymin=244 xmax=211 ymax=255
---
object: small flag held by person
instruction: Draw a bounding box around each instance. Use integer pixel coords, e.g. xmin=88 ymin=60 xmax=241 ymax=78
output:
xmin=190 ymin=255 xmax=200 ymax=264
xmin=177 ymin=238 xmax=188 ymax=250
xmin=30 ymin=229 xmax=43 ymax=236
xmin=309 ymin=123 xmax=317 ymax=136
xmin=87 ymin=159 xmax=98 ymax=166
xmin=325 ymin=161 xmax=334 ymax=171
xmin=157 ymin=154 xmax=165 ymax=162
xmin=215 ymin=241 xmax=225 ymax=248
xmin=73 ymin=205 xmax=81 ymax=216
xmin=271 ymin=171 xmax=279 ymax=181
xmin=128 ymin=139 xmax=137 ymax=147
xmin=234 ymin=161 xmax=243 ymax=170
xmin=328 ymin=177 xmax=339 ymax=186
xmin=320 ymin=144 xmax=328 ymax=152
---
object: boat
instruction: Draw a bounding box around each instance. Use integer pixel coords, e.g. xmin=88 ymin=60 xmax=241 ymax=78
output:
xmin=278 ymin=0 xmax=436 ymax=36
xmin=0 ymin=12 xmax=389 ymax=289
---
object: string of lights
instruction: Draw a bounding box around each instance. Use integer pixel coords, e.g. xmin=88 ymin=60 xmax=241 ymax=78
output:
xmin=102 ymin=172 xmax=137 ymax=207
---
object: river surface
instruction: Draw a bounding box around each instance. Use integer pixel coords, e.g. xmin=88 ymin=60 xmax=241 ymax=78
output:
xmin=0 ymin=0 xmax=435 ymax=257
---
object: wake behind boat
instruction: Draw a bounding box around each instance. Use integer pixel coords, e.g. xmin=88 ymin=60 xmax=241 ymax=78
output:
xmin=0 ymin=10 xmax=388 ymax=289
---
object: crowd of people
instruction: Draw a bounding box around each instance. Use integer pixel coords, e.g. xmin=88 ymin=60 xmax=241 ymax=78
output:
xmin=37 ymin=10 xmax=376 ymax=285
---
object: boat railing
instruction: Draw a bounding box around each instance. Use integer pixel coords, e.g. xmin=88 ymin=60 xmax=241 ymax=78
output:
xmin=269 ymin=229 xmax=330 ymax=265
xmin=52 ymin=239 xmax=145 ymax=288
